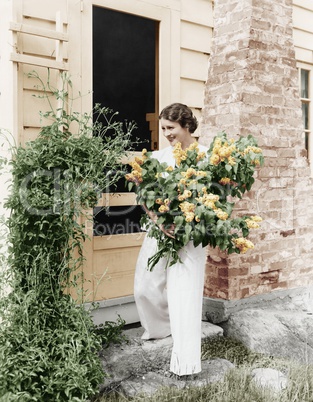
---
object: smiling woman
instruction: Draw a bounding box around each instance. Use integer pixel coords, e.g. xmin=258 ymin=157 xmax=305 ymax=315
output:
xmin=134 ymin=103 xmax=209 ymax=377
xmin=160 ymin=103 xmax=199 ymax=149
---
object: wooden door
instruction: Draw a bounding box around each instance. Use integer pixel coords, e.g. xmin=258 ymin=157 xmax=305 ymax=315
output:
xmin=76 ymin=0 xmax=182 ymax=304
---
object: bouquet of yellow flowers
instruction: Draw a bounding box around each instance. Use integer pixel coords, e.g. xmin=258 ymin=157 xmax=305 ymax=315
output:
xmin=126 ymin=132 xmax=264 ymax=271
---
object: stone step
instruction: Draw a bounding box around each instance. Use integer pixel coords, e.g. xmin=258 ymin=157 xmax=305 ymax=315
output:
xmin=99 ymin=321 xmax=223 ymax=393
xmin=123 ymin=320 xmax=223 ymax=348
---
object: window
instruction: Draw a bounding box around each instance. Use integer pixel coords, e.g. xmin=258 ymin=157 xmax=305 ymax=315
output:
xmin=301 ymin=69 xmax=309 ymax=151
xmin=299 ymin=64 xmax=313 ymax=173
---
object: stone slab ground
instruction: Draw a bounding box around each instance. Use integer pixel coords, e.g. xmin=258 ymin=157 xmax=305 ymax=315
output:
xmin=98 ymin=321 xmax=232 ymax=397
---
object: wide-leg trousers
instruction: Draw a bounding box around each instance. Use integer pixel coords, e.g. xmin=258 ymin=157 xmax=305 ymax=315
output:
xmin=134 ymin=235 xmax=207 ymax=375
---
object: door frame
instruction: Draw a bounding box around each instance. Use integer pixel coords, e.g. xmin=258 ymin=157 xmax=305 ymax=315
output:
xmin=81 ymin=0 xmax=181 ymax=149
xmin=71 ymin=0 xmax=181 ymax=323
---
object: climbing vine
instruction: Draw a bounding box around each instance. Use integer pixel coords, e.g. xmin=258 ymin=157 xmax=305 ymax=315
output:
xmin=0 ymin=72 xmax=134 ymax=401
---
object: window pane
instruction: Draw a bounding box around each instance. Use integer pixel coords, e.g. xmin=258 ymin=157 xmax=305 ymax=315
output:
xmin=301 ymin=69 xmax=309 ymax=98
xmin=302 ymin=102 xmax=309 ymax=130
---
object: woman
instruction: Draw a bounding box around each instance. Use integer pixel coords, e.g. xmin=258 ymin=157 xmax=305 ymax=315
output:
xmin=134 ymin=103 xmax=208 ymax=376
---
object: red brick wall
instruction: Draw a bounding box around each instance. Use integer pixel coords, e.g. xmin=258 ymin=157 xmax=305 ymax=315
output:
xmin=201 ymin=0 xmax=313 ymax=300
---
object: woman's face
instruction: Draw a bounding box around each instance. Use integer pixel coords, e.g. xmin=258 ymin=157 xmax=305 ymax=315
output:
xmin=160 ymin=118 xmax=194 ymax=149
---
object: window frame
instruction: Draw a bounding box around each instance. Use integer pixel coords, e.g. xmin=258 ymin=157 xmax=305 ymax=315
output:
xmin=298 ymin=62 xmax=313 ymax=174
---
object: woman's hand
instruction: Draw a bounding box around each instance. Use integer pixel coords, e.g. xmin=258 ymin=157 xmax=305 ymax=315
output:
xmin=142 ymin=204 xmax=175 ymax=239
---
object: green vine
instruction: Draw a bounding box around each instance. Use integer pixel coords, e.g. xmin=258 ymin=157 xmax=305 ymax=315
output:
xmin=0 ymin=71 xmax=134 ymax=401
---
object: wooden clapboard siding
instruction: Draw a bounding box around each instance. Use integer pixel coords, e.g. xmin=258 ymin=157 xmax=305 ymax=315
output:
xmin=11 ymin=0 xmax=69 ymax=146
xmin=179 ymin=0 xmax=213 ymax=137
xmin=92 ymin=233 xmax=146 ymax=300
xmin=181 ymin=0 xmax=213 ymax=27
xmin=181 ymin=21 xmax=212 ymax=54
xmin=181 ymin=49 xmax=209 ymax=82
xmin=293 ymin=0 xmax=313 ymax=63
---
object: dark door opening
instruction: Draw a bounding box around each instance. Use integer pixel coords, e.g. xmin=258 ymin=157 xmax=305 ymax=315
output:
xmin=93 ymin=6 xmax=159 ymax=152
xmin=92 ymin=7 xmax=159 ymax=235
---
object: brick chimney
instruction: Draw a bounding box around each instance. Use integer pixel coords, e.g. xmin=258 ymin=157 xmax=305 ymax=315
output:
xmin=201 ymin=0 xmax=313 ymax=303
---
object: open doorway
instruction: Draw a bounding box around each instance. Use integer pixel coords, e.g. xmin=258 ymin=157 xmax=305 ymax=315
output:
xmin=93 ymin=6 xmax=159 ymax=152
xmin=92 ymin=6 xmax=159 ymax=236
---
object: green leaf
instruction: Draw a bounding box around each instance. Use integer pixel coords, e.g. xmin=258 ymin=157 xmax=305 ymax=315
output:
xmin=225 ymin=164 xmax=232 ymax=172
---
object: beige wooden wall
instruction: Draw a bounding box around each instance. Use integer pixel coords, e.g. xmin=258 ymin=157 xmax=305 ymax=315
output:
xmin=9 ymin=0 xmax=70 ymax=145
xmin=293 ymin=0 xmax=313 ymax=62
xmin=179 ymin=0 xmax=213 ymax=135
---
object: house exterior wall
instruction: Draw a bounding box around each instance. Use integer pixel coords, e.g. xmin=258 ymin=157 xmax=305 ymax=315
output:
xmin=201 ymin=0 xmax=313 ymax=301
xmin=0 ymin=0 xmax=312 ymax=319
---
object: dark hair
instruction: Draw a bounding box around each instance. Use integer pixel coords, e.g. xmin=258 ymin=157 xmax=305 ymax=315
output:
xmin=159 ymin=103 xmax=198 ymax=133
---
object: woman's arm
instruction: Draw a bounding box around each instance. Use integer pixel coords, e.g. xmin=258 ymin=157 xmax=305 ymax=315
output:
xmin=142 ymin=204 xmax=175 ymax=239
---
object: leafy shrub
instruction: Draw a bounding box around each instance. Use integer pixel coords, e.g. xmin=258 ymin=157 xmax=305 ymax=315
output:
xmin=0 ymin=71 xmax=133 ymax=401
xmin=94 ymin=315 xmax=127 ymax=348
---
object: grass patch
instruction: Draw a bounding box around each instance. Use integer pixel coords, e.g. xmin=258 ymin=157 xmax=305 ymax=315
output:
xmin=94 ymin=335 xmax=313 ymax=402
xmin=202 ymin=336 xmax=289 ymax=370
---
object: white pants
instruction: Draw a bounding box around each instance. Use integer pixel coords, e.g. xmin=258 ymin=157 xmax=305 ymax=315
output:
xmin=134 ymin=235 xmax=207 ymax=375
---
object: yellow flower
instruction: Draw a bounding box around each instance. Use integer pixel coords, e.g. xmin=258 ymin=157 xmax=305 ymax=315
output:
xmin=135 ymin=156 xmax=144 ymax=165
xmin=219 ymin=177 xmax=231 ymax=185
xmin=196 ymin=170 xmax=207 ymax=177
xmin=252 ymin=159 xmax=260 ymax=166
xmin=142 ymin=148 xmax=147 ymax=155
xmin=173 ymin=143 xmax=188 ymax=166
xmin=164 ymin=198 xmax=170 ymax=205
xmin=125 ymin=173 xmax=133 ymax=181
xmin=196 ymin=152 xmax=206 ymax=162
xmin=202 ymin=187 xmax=208 ymax=194
xmin=185 ymin=212 xmax=195 ymax=222
xmin=195 ymin=216 xmax=201 ymax=222
xmin=183 ymin=190 xmax=192 ymax=199
xmin=166 ymin=166 xmax=174 ymax=172
xmin=244 ymin=146 xmax=262 ymax=154
xmin=245 ymin=219 xmax=260 ymax=229
xmin=205 ymin=193 xmax=220 ymax=202
xmin=213 ymin=138 xmax=222 ymax=148
xmin=233 ymin=237 xmax=254 ymax=253
xmin=228 ymin=156 xmax=236 ymax=166
xmin=130 ymin=161 xmax=142 ymax=172
xmin=210 ymin=154 xmax=220 ymax=165
xmin=197 ymin=193 xmax=220 ymax=209
xmin=218 ymin=146 xmax=232 ymax=159
xmin=156 ymin=198 xmax=163 ymax=205
xmin=158 ymin=205 xmax=169 ymax=213
xmin=132 ymin=170 xmax=142 ymax=179
xmin=179 ymin=178 xmax=187 ymax=186
xmin=125 ymin=172 xmax=143 ymax=184
xmin=245 ymin=216 xmax=262 ymax=228
xmin=187 ymin=142 xmax=199 ymax=151
xmin=215 ymin=208 xmax=228 ymax=220
xmin=179 ymin=201 xmax=196 ymax=213
xmin=185 ymin=168 xmax=197 ymax=178
xmin=205 ymin=200 xmax=217 ymax=210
